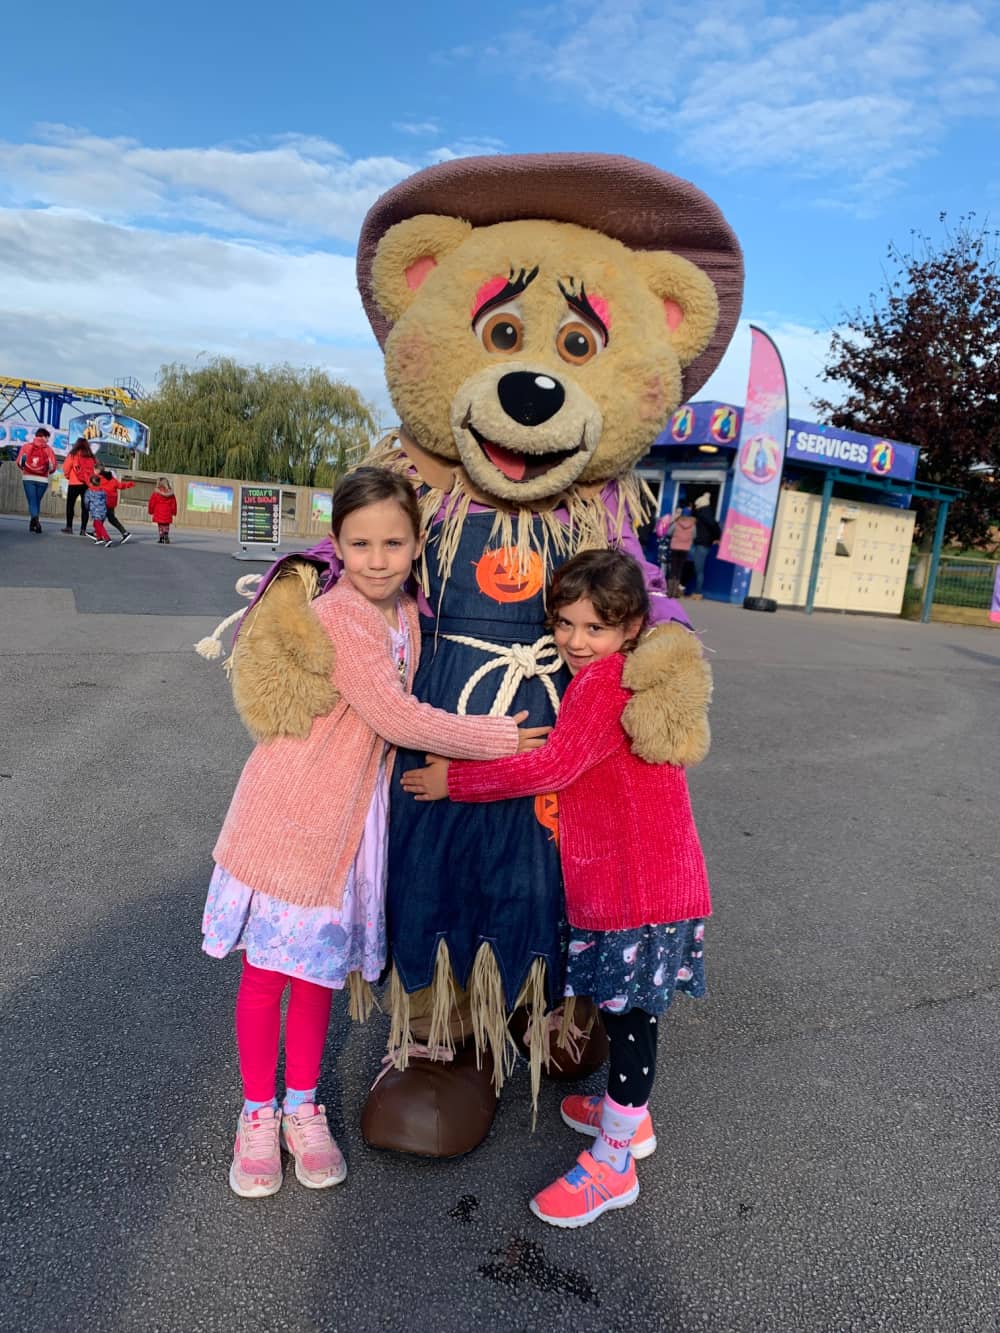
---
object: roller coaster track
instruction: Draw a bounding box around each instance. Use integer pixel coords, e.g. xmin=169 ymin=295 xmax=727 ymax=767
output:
xmin=0 ymin=375 xmax=145 ymax=422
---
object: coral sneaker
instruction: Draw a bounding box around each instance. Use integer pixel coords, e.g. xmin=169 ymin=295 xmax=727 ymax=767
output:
xmin=280 ymin=1103 xmax=347 ymax=1189
xmin=530 ymin=1149 xmax=639 ymax=1228
xmin=229 ymin=1106 xmax=283 ymax=1198
xmin=560 ymin=1094 xmax=657 ymax=1159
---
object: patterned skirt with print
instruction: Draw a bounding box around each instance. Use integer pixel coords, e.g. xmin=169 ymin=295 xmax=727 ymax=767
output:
xmin=563 ymin=919 xmax=706 ymax=1016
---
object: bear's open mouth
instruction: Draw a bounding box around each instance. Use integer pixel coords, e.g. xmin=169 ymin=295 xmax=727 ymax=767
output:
xmin=467 ymin=424 xmax=582 ymax=483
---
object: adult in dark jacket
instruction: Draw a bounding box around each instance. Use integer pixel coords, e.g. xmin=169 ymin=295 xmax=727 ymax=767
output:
xmin=690 ymin=493 xmax=721 ymax=599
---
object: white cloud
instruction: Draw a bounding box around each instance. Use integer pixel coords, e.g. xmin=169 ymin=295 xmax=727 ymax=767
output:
xmin=0 ymin=128 xmax=416 ymax=244
xmin=0 ymin=206 xmax=392 ymax=416
xmin=393 ymin=120 xmax=443 ymax=136
xmin=480 ymin=0 xmax=1000 ymax=200
xmin=0 ymin=123 xmax=845 ymax=434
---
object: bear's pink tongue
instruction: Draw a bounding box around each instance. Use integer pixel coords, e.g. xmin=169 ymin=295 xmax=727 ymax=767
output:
xmin=480 ymin=439 xmax=527 ymax=482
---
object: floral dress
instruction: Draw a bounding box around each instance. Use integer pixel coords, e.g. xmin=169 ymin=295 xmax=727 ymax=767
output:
xmin=564 ymin=919 xmax=706 ymax=1016
xmin=201 ymin=615 xmax=409 ymax=989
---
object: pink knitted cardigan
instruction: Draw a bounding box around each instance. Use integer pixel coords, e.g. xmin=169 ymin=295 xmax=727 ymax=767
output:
xmin=213 ymin=578 xmax=519 ymax=909
xmin=448 ymin=652 xmax=710 ymax=932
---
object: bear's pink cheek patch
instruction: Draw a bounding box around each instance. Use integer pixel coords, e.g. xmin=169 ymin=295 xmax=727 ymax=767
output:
xmin=471 ymin=275 xmax=510 ymax=322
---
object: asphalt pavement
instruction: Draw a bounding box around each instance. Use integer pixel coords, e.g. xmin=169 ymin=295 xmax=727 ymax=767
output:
xmin=1 ymin=513 xmax=998 ymax=1333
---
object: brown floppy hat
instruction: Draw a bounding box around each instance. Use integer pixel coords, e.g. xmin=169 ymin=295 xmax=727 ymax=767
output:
xmin=357 ymin=152 xmax=744 ymax=401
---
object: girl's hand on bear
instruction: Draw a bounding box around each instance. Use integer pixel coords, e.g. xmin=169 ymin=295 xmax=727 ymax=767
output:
xmin=401 ymin=756 xmax=451 ymax=801
xmin=511 ymin=709 xmax=551 ymax=752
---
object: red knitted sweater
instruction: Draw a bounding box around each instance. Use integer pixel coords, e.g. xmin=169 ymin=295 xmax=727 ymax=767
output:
xmin=447 ymin=652 xmax=711 ymax=932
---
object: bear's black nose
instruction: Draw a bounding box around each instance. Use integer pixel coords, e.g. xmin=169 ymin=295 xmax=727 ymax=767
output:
xmin=497 ymin=372 xmax=565 ymax=427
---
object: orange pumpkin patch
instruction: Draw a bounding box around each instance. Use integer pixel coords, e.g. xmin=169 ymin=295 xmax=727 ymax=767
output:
xmin=534 ymin=792 xmax=560 ymax=845
xmin=474 ymin=547 xmax=545 ymax=604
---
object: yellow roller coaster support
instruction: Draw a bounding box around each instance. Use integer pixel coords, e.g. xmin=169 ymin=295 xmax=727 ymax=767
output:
xmin=0 ymin=376 xmax=139 ymax=407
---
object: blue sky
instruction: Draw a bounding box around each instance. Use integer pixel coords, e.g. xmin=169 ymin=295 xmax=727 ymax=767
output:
xmin=1 ymin=0 xmax=998 ymax=422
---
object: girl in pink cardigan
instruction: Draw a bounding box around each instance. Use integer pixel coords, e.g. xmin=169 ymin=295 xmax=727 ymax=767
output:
xmin=402 ymin=549 xmax=711 ymax=1230
xmin=203 ymin=469 xmax=546 ymax=1200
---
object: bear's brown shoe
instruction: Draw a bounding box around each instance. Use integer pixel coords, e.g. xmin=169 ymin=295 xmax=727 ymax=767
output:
xmin=509 ymin=998 xmax=610 ymax=1081
xmin=361 ymin=1041 xmax=497 ymax=1157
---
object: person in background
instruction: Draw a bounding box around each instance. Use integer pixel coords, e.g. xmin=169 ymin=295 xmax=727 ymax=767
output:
xmin=85 ymin=473 xmax=113 ymax=547
xmin=61 ymin=439 xmax=98 ymax=535
xmin=15 ymin=427 xmax=58 ymax=534
xmin=662 ymin=507 xmax=696 ymax=598
xmin=148 ymin=477 xmax=177 ymax=543
xmin=690 ymin=494 xmax=722 ymax=601
xmin=97 ymin=469 xmax=135 ymax=543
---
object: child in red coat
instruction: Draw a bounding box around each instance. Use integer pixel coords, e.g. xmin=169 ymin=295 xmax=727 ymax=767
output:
xmin=402 ymin=549 xmax=711 ymax=1229
xmin=148 ymin=477 xmax=177 ymax=542
xmin=96 ymin=470 xmax=135 ymax=543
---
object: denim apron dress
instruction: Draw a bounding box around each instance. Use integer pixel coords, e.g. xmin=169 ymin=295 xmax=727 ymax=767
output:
xmin=387 ymin=511 xmax=571 ymax=1009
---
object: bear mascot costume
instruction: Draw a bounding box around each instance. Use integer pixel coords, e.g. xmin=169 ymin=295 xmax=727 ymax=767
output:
xmin=220 ymin=153 xmax=742 ymax=1158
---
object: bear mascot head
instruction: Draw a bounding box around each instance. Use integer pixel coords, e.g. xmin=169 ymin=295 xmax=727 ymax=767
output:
xmin=212 ymin=154 xmax=742 ymax=1158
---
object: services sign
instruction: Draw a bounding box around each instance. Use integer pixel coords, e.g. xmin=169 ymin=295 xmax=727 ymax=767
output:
xmin=785 ymin=420 xmax=918 ymax=482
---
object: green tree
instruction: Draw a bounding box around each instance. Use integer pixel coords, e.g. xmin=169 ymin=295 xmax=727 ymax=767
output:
xmin=144 ymin=358 xmax=376 ymax=486
xmin=814 ymin=216 xmax=1000 ymax=549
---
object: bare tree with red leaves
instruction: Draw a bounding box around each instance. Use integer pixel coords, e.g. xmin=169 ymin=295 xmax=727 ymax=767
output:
xmin=814 ymin=216 xmax=1000 ymax=550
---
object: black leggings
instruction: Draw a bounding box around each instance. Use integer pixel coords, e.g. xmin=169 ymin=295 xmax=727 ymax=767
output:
xmin=105 ymin=507 xmax=128 ymax=536
xmin=601 ymin=1008 xmax=659 ymax=1108
xmin=66 ymin=485 xmax=89 ymax=529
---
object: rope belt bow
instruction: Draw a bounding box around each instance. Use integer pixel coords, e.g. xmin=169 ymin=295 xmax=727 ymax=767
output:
xmin=441 ymin=633 xmax=563 ymax=717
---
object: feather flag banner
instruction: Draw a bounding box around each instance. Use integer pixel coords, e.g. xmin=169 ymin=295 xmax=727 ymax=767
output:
xmin=718 ymin=326 xmax=788 ymax=576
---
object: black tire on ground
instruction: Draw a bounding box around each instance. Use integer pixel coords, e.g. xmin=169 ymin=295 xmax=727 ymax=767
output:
xmin=743 ymin=596 xmax=778 ymax=612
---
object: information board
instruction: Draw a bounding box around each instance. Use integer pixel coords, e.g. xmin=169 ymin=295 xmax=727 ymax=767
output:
xmin=239 ymin=485 xmax=281 ymax=547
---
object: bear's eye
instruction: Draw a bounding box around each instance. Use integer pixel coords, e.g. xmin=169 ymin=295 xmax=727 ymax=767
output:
xmin=478 ymin=310 xmax=524 ymax=354
xmin=556 ymin=320 xmax=602 ymax=366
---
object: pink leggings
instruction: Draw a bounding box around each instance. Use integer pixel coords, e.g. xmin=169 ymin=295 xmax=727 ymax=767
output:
xmin=234 ymin=955 xmax=333 ymax=1102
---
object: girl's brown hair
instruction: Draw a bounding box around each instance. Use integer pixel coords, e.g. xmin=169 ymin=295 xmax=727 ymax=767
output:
xmin=331 ymin=467 xmax=421 ymax=539
xmin=548 ymin=549 xmax=649 ymax=650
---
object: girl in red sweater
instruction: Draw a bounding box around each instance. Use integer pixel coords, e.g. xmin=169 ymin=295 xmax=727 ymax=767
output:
xmin=402 ymin=549 xmax=711 ymax=1229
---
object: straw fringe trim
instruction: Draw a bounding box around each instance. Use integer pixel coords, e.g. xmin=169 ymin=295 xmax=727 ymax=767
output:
xmin=384 ymin=942 xmax=553 ymax=1109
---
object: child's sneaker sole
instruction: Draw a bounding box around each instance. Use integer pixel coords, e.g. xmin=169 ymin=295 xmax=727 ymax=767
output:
xmin=559 ymin=1103 xmax=658 ymax=1159
xmin=279 ymin=1108 xmax=347 ymax=1190
xmin=530 ymin=1179 xmax=640 ymax=1228
xmin=288 ymin=1155 xmax=347 ymax=1189
xmin=227 ymin=1161 xmax=283 ymax=1199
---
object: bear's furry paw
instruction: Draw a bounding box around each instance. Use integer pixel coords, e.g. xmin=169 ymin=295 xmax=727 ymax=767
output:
xmin=230 ymin=564 xmax=337 ymax=742
xmin=621 ymin=623 xmax=712 ymax=766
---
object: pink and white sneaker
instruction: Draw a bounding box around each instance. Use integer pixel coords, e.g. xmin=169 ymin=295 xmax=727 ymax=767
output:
xmin=229 ymin=1106 xmax=283 ymax=1198
xmin=280 ymin=1103 xmax=347 ymax=1189
xmin=560 ymin=1094 xmax=657 ymax=1158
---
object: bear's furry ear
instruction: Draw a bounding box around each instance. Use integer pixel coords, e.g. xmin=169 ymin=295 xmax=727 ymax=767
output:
xmin=632 ymin=251 xmax=719 ymax=367
xmin=371 ymin=214 xmax=473 ymax=323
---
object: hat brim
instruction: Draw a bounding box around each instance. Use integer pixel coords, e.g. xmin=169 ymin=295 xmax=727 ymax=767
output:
xmin=357 ymin=153 xmax=743 ymax=402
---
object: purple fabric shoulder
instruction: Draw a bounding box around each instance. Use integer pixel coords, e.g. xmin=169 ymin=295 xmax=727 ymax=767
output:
xmin=234 ymin=536 xmax=341 ymax=643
